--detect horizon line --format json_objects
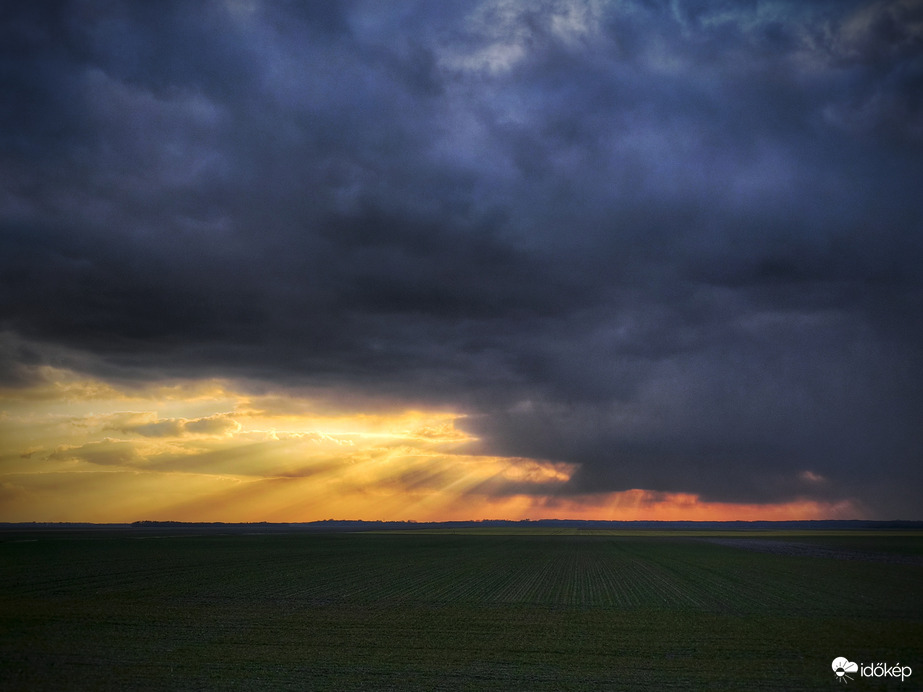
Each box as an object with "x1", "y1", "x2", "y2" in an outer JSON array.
[{"x1": 4, "y1": 518, "x2": 923, "y2": 527}]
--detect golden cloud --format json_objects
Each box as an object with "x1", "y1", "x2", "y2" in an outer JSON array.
[{"x1": 0, "y1": 369, "x2": 865, "y2": 523}]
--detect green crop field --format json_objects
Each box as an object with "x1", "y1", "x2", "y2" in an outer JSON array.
[{"x1": 1, "y1": 529, "x2": 920, "y2": 690}]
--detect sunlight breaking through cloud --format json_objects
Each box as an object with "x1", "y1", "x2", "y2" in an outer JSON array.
[{"x1": 0, "y1": 372, "x2": 861, "y2": 522}]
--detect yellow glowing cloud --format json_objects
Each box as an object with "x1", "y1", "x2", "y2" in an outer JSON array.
[
  {"x1": 0, "y1": 369, "x2": 862, "y2": 523},
  {"x1": 0, "y1": 371, "x2": 575, "y2": 522}
]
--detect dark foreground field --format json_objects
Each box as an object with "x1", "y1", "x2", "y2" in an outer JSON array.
[{"x1": 1, "y1": 528, "x2": 921, "y2": 691}]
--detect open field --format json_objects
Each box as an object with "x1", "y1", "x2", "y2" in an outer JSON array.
[
  {"x1": 1, "y1": 529, "x2": 921, "y2": 690},
  {"x1": 373, "y1": 525, "x2": 923, "y2": 538}
]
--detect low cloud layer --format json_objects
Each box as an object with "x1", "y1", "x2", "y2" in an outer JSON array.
[{"x1": 2, "y1": 1, "x2": 921, "y2": 517}]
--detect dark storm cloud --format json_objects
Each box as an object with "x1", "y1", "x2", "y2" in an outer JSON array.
[{"x1": 2, "y1": 0, "x2": 922, "y2": 516}]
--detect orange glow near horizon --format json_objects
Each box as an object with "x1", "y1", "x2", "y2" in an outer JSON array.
[{"x1": 0, "y1": 368, "x2": 864, "y2": 523}]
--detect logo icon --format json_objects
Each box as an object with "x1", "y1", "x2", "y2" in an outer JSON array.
[{"x1": 832, "y1": 657, "x2": 858, "y2": 683}]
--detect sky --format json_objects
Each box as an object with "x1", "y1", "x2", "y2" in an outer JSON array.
[{"x1": 1, "y1": 0, "x2": 921, "y2": 522}]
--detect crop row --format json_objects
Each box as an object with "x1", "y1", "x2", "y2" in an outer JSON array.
[{"x1": 2, "y1": 533, "x2": 921, "y2": 618}]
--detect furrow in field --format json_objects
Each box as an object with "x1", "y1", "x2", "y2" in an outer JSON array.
[
  {"x1": 490, "y1": 554, "x2": 557, "y2": 603},
  {"x1": 619, "y1": 541, "x2": 783, "y2": 613}
]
